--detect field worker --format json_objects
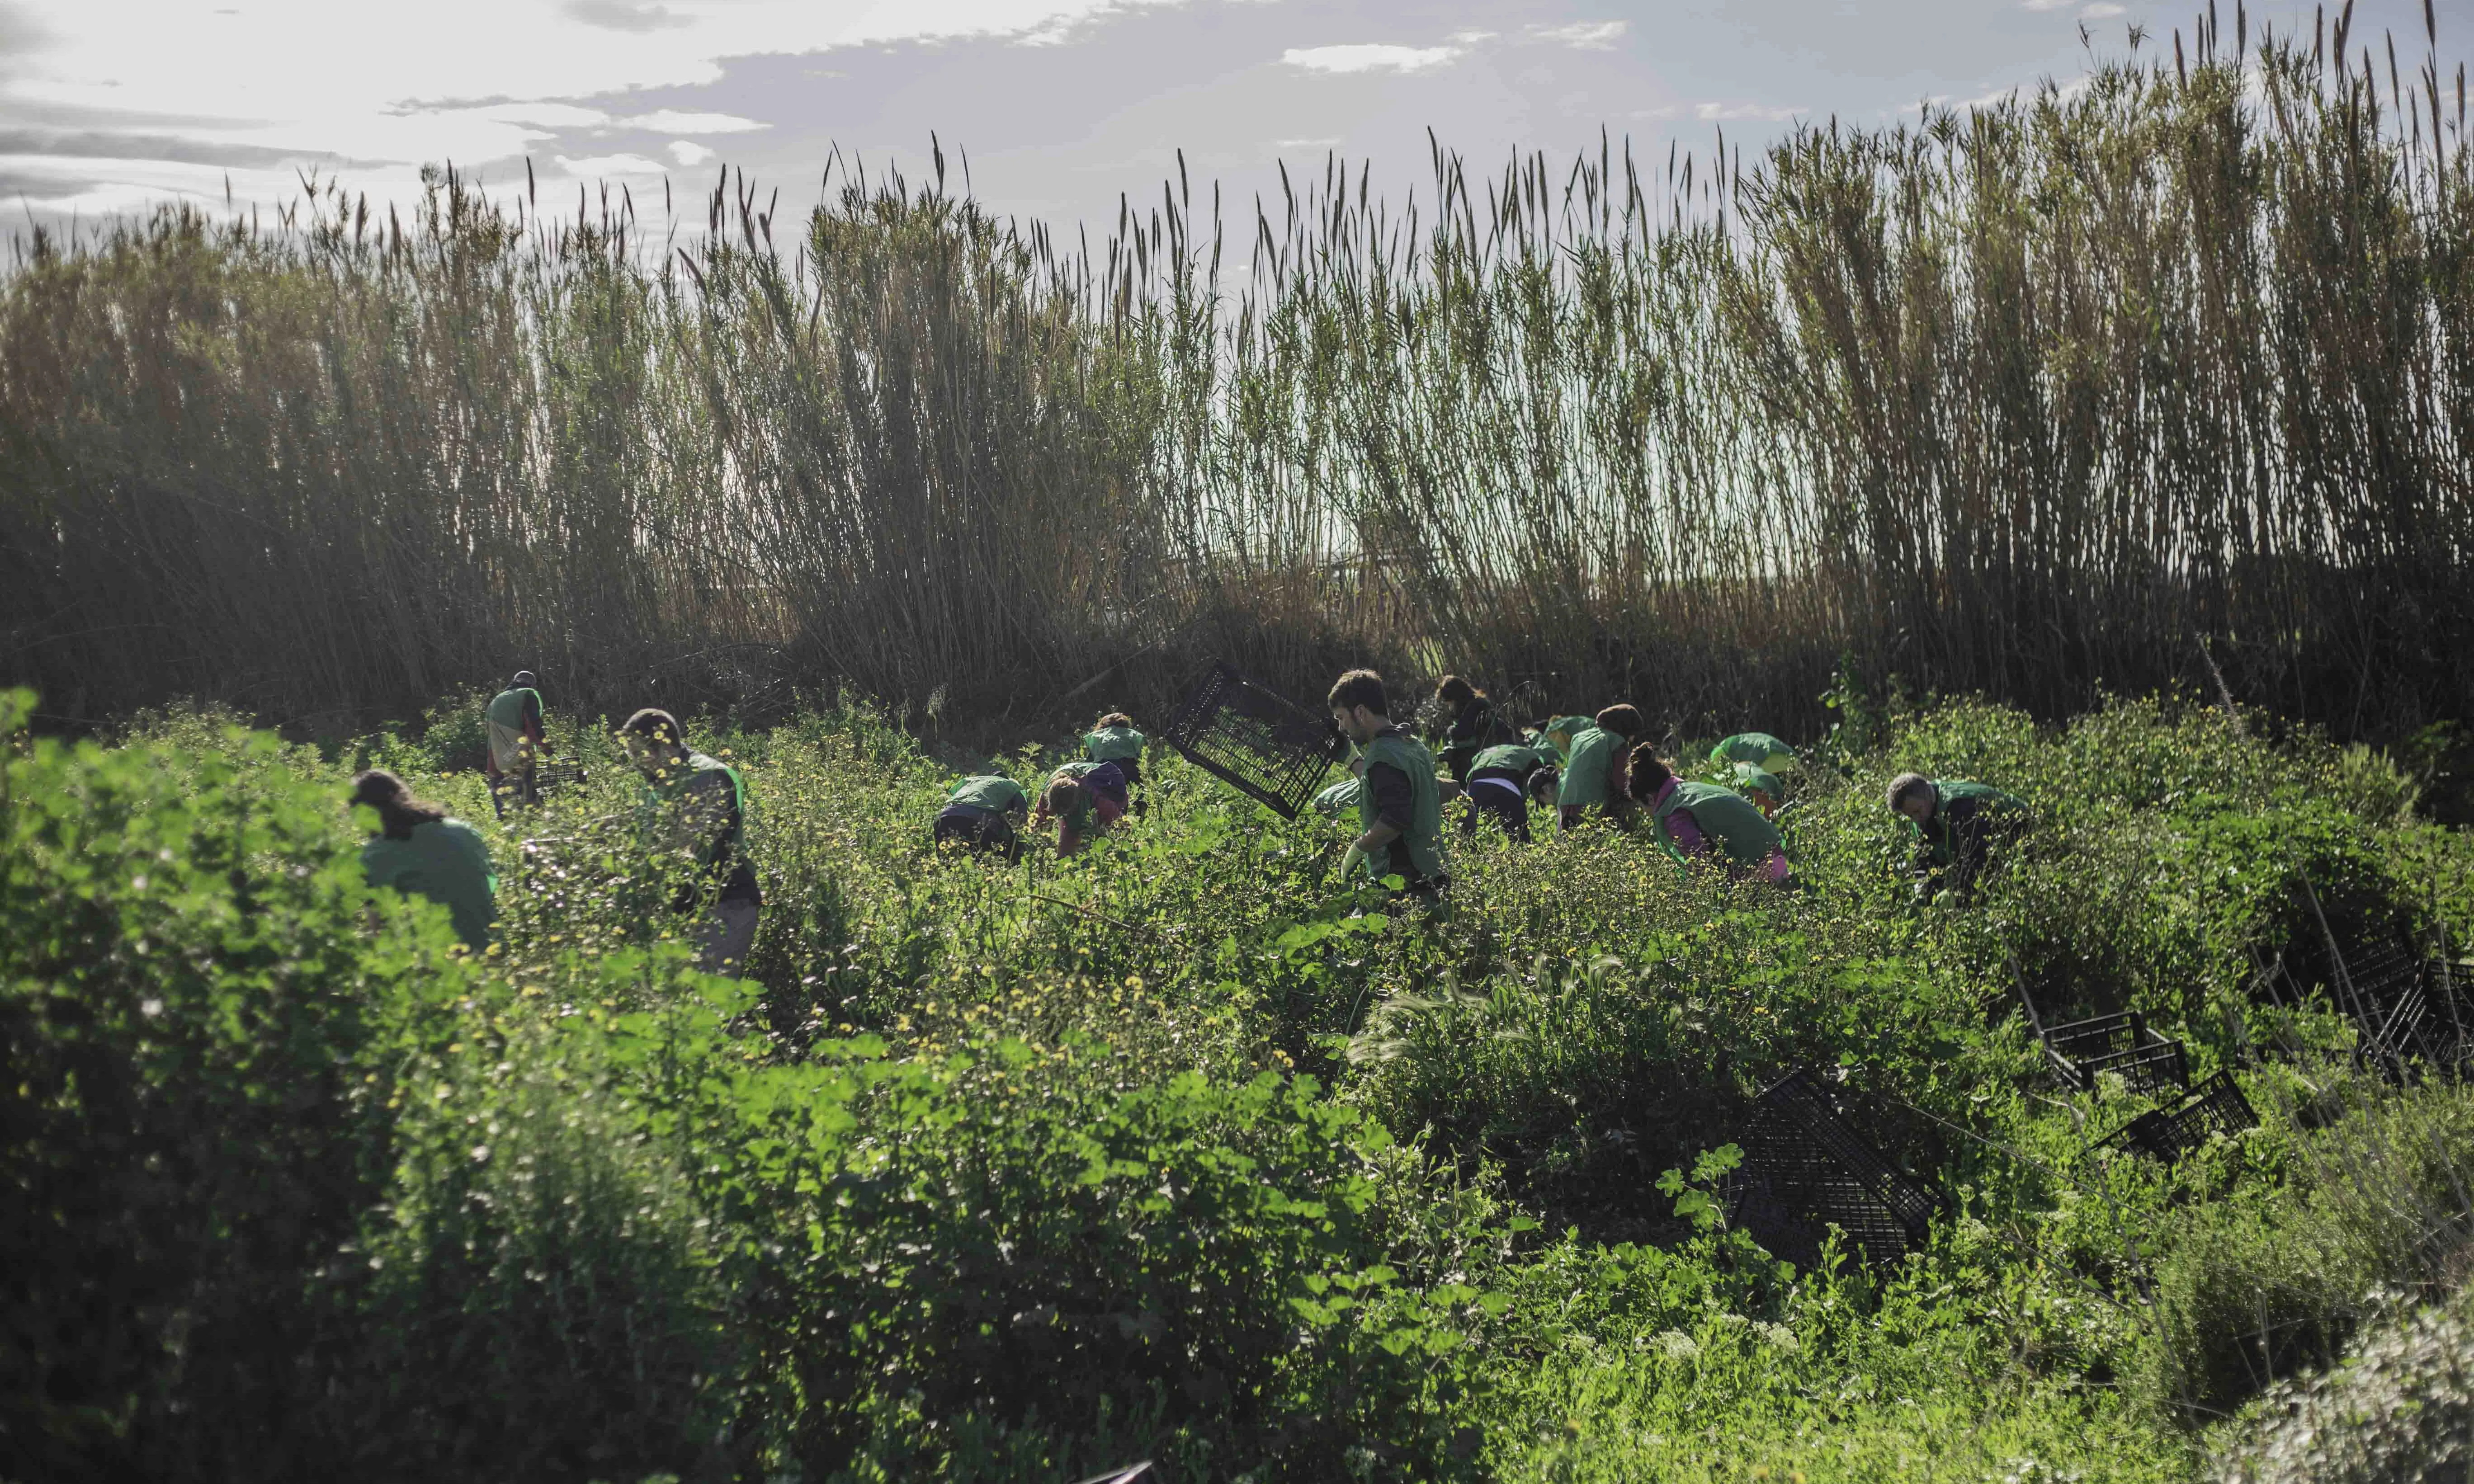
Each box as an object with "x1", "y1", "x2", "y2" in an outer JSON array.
[
  {"x1": 1550, "y1": 705, "x2": 1646, "y2": 833},
  {"x1": 936, "y1": 773, "x2": 1031, "y2": 863},
  {"x1": 1887, "y1": 773, "x2": 2029, "y2": 904},
  {"x1": 484, "y1": 670, "x2": 550, "y2": 815},
  {"x1": 1459, "y1": 741, "x2": 1552, "y2": 842},
  {"x1": 1629, "y1": 748, "x2": 1793, "y2": 885},
  {"x1": 1730, "y1": 760, "x2": 1786, "y2": 818},
  {"x1": 1310, "y1": 775, "x2": 1365, "y2": 817},
  {"x1": 1328, "y1": 669, "x2": 1448, "y2": 898},
  {"x1": 1710, "y1": 731, "x2": 1796, "y2": 777},
  {"x1": 352, "y1": 769, "x2": 497, "y2": 952},
  {"x1": 619, "y1": 708, "x2": 762, "y2": 975},
  {"x1": 1038, "y1": 760, "x2": 1130, "y2": 857},
  {"x1": 1427, "y1": 675, "x2": 1506, "y2": 784},
  {"x1": 1085, "y1": 711, "x2": 1148, "y2": 814}
]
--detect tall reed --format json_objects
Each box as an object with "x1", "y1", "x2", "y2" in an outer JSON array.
[{"x1": 2, "y1": 12, "x2": 2467, "y2": 740}]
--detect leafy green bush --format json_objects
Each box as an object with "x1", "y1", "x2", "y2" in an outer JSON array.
[{"x1": 2211, "y1": 1280, "x2": 2474, "y2": 1484}]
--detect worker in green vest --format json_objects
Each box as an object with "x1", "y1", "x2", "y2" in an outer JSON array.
[
  {"x1": 352, "y1": 769, "x2": 497, "y2": 952},
  {"x1": 484, "y1": 670, "x2": 551, "y2": 815},
  {"x1": 1730, "y1": 760, "x2": 1785, "y2": 818},
  {"x1": 1310, "y1": 776, "x2": 1364, "y2": 818},
  {"x1": 936, "y1": 774, "x2": 1032, "y2": 863},
  {"x1": 1887, "y1": 773, "x2": 2029, "y2": 904},
  {"x1": 1085, "y1": 711, "x2": 1148, "y2": 814},
  {"x1": 1710, "y1": 732, "x2": 1796, "y2": 777},
  {"x1": 1459, "y1": 741, "x2": 1551, "y2": 841},
  {"x1": 1327, "y1": 669, "x2": 1448, "y2": 898},
  {"x1": 1629, "y1": 748, "x2": 1793, "y2": 884},
  {"x1": 1426, "y1": 675, "x2": 1510, "y2": 783},
  {"x1": 620, "y1": 707, "x2": 762, "y2": 974},
  {"x1": 1548, "y1": 705, "x2": 1645, "y2": 833},
  {"x1": 1038, "y1": 760, "x2": 1131, "y2": 857}
]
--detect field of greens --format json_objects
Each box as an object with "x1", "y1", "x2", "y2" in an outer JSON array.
[{"x1": 9, "y1": 680, "x2": 2474, "y2": 1483}]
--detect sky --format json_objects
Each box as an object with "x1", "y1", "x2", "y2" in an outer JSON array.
[{"x1": 0, "y1": 0, "x2": 2453, "y2": 245}]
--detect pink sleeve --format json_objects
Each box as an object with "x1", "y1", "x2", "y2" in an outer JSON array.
[
  {"x1": 1666, "y1": 808, "x2": 1709, "y2": 856},
  {"x1": 1765, "y1": 848, "x2": 1792, "y2": 882}
]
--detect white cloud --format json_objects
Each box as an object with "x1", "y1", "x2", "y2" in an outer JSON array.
[
  {"x1": 1693, "y1": 101, "x2": 1805, "y2": 121},
  {"x1": 620, "y1": 108, "x2": 769, "y2": 133},
  {"x1": 2021, "y1": 0, "x2": 2074, "y2": 10},
  {"x1": 1282, "y1": 43, "x2": 1465, "y2": 75},
  {"x1": 1532, "y1": 20, "x2": 1627, "y2": 50},
  {"x1": 458, "y1": 102, "x2": 614, "y2": 128},
  {"x1": 2079, "y1": 2, "x2": 2125, "y2": 15},
  {"x1": 668, "y1": 139, "x2": 716, "y2": 165},
  {"x1": 555, "y1": 151, "x2": 669, "y2": 176}
]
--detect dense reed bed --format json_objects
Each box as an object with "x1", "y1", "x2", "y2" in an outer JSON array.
[{"x1": 2, "y1": 10, "x2": 2468, "y2": 739}]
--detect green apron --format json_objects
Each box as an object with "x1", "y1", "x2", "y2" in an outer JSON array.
[
  {"x1": 1356, "y1": 730, "x2": 1447, "y2": 885},
  {"x1": 1653, "y1": 780, "x2": 1783, "y2": 868}
]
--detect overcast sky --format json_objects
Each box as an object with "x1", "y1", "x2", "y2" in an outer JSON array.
[{"x1": 0, "y1": 0, "x2": 2451, "y2": 245}]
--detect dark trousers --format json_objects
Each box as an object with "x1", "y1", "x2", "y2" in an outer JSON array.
[
  {"x1": 934, "y1": 805, "x2": 1021, "y2": 864},
  {"x1": 1461, "y1": 771, "x2": 1533, "y2": 842},
  {"x1": 1113, "y1": 757, "x2": 1146, "y2": 813}
]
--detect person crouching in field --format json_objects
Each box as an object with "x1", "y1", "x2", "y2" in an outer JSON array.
[
  {"x1": 1628, "y1": 748, "x2": 1793, "y2": 885},
  {"x1": 620, "y1": 708, "x2": 763, "y2": 975},
  {"x1": 936, "y1": 774, "x2": 1031, "y2": 863},
  {"x1": 1459, "y1": 740, "x2": 1552, "y2": 842},
  {"x1": 1428, "y1": 674, "x2": 1504, "y2": 784},
  {"x1": 353, "y1": 769, "x2": 497, "y2": 952},
  {"x1": 1039, "y1": 760, "x2": 1130, "y2": 857},
  {"x1": 1329, "y1": 669, "x2": 1449, "y2": 899},
  {"x1": 1085, "y1": 711, "x2": 1148, "y2": 814},
  {"x1": 1710, "y1": 731, "x2": 1795, "y2": 778},
  {"x1": 1550, "y1": 705, "x2": 1646, "y2": 834},
  {"x1": 1730, "y1": 760, "x2": 1785, "y2": 818},
  {"x1": 484, "y1": 670, "x2": 550, "y2": 815},
  {"x1": 1887, "y1": 773, "x2": 2029, "y2": 905}
]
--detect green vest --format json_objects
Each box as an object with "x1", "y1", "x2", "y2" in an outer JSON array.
[
  {"x1": 1654, "y1": 780, "x2": 1783, "y2": 868},
  {"x1": 645, "y1": 753, "x2": 747, "y2": 863},
  {"x1": 486, "y1": 687, "x2": 541, "y2": 729},
  {"x1": 948, "y1": 775, "x2": 1029, "y2": 815},
  {"x1": 1557, "y1": 727, "x2": 1620, "y2": 809},
  {"x1": 1914, "y1": 779, "x2": 2029, "y2": 865},
  {"x1": 1711, "y1": 732, "x2": 1795, "y2": 773},
  {"x1": 1471, "y1": 743, "x2": 1546, "y2": 774},
  {"x1": 1731, "y1": 760, "x2": 1783, "y2": 805},
  {"x1": 1085, "y1": 725, "x2": 1145, "y2": 763},
  {"x1": 1543, "y1": 716, "x2": 1595, "y2": 760},
  {"x1": 361, "y1": 818, "x2": 497, "y2": 951},
  {"x1": 1356, "y1": 731, "x2": 1446, "y2": 885},
  {"x1": 1312, "y1": 777, "x2": 1364, "y2": 817}
]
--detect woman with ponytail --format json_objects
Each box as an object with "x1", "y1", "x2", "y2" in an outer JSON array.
[
  {"x1": 1626, "y1": 746, "x2": 1792, "y2": 885},
  {"x1": 352, "y1": 769, "x2": 498, "y2": 950}
]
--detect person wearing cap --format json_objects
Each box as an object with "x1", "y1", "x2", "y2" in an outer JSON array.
[
  {"x1": 1327, "y1": 669, "x2": 1448, "y2": 899},
  {"x1": 1629, "y1": 747, "x2": 1793, "y2": 885},
  {"x1": 352, "y1": 769, "x2": 497, "y2": 952},
  {"x1": 484, "y1": 671, "x2": 550, "y2": 814},
  {"x1": 1886, "y1": 773, "x2": 2029, "y2": 904},
  {"x1": 619, "y1": 707, "x2": 762, "y2": 974}
]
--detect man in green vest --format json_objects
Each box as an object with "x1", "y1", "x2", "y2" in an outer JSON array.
[
  {"x1": 1630, "y1": 749, "x2": 1793, "y2": 884},
  {"x1": 484, "y1": 671, "x2": 551, "y2": 815},
  {"x1": 1886, "y1": 773, "x2": 2029, "y2": 904},
  {"x1": 1327, "y1": 669, "x2": 1448, "y2": 898},
  {"x1": 620, "y1": 707, "x2": 762, "y2": 974}
]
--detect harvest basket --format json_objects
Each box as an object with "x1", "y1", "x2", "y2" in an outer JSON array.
[
  {"x1": 2292, "y1": 924, "x2": 2469, "y2": 1078},
  {"x1": 1726, "y1": 1070, "x2": 1942, "y2": 1268},
  {"x1": 2098, "y1": 1070, "x2": 2258, "y2": 1163},
  {"x1": 2040, "y1": 1011, "x2": 2189, "y2": 1095},
  {"x1": 1160, "y1": 661, "x2": 1346, "y2": 820}
]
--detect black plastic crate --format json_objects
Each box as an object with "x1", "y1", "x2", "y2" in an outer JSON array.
[
  {"x1": 1726, "y1": 1070, "x2": 1943, "y2": 1268},
  {"x1": 2362, "y1": 963, "x2": 2474, "y2": 1075},
  {"x1": 1160, "y1": 661, "x2": 1346, "y2": 820},
  {"x1": 2099, "y1": 1070, "x2": 2259, "y2": 1162},
  {"x1": 2040, "y1": 1010, "x2": 2190, "y2": 1095}
]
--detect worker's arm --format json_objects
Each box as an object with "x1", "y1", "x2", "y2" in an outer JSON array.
[
  {"x1": 1352, "y1": 763, "x2": 1413, "y2": 855},
  {"x1": 1664, "y1": 807, "x2": 1710, "y2": 860}
]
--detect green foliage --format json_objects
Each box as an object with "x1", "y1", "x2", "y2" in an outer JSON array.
[{"x1": 10, "y1": 682, "x2": 2474, "y2": 1481}]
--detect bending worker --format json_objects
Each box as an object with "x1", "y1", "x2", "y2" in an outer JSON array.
[
  {"x1": 1085, "y1": 712, "x2": 1148, "y2": 814},
  {"x1": 936, "y1": 773, "x2": 1032, "y2": 863},
  {"x1": 484, "y1": 670, "x2": 550, "y2": 814},
  {"x1": 353, "y1": 769, "x2": 497, "y2": 952},
  {"x1": 1629, "y1": 748, "x2": 1793, "y2": 885},
  {"x1": 1886, "y1": 773, "x2": 2029, "y2": 904},
  {"x1": 620, "y1": 708, "x2": 763, "y2": 974},
  {"x1": 1459, "y1": 740, "x2": 1552, "y2": 842},
  {"x1": 1328, "y1": 669, "x2": 1448, "y2": 898},
  {"x1": 1547, "y1": 705, "x2": 1645, "y2": 833}
]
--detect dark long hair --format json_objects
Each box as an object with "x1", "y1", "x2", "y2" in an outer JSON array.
[
  {"x1": 1436, "y1": 674, "x2": 1483, "y2": 710},
  {"x1": 1625, "y1": 745, "x2": 1675, "y2": 803},
  {"x1": 352, "y1": 769, "x2": 448, "y2": 840}
]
